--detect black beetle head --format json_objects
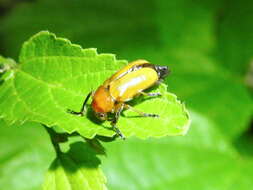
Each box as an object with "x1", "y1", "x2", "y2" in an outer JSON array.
[{"x1": 155, "y1": 65, "x2": 170, "y2": 80}]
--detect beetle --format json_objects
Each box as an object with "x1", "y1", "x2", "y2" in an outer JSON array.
[{"x1": 67, "y1": 59, "x2": 169, "y2": 139}]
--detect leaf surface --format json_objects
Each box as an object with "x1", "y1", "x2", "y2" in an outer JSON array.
[
  {"x1": 102, "y1": 111, "x2": 253, "y2": 190},
  {"x1": 216, "y1": 0, "x2": 253, "y2": 75},
  {"x1": 155, "y1": 0, "x2": 221, "y2": 53},
  {"x1": 0, "y1": 120, "x2": 54, "y2": 190},
  {"x1": 167, "y1": 62, "x2": 253, "y2": 138},
  {"x1": 0, "y1": 0, "x2": 158, "y2": 58},
  {"x1": 0, "y1": 31, "x2": 190, "y2": 139},
  {"x1": 122, "y1": 47, "x2": 253, "y2": 139},
  {"x1": 43, "y1": 142, "x2": 107, "y2": 190}
]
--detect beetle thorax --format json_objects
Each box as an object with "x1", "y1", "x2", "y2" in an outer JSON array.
[{"x1": 91, "y1": 86, "x2": 115, "y2": 113}]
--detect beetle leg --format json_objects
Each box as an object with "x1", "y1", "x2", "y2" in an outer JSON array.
[
  {"x1": 139, "y1": 91, "x2": 161, "y2": 97},
  {"x1": 111, "y1": 103, "x2": 125, "y2": 139},
  {"x1": 124, "y1": 104, "x2": 159, "y2": 118},
  {"x1": 67, "y1": 91, "x2": 93, "y2": 116}
]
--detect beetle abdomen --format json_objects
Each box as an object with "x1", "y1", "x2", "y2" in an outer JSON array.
[{"x1": 109, "y1": 67, "x2": 158, "y2": 102}]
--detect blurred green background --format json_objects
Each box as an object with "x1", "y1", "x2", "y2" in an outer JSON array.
[{"x1": 1, "y1": 0, "x2": 253, "y2": 189}]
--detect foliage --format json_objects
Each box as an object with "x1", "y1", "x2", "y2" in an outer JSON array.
[
  {"x1": 0, "y1": 30, "x2": 190, "y2": 189},
  {"x1": 102, "y1": 112, "x2": 253, "y2": 190},
  {"x1": 43, "y1": 142, "x2": 107, "y2": 190},
  {"x1": 0, "y1": 31, "x2": 189, "y2": 139},
  {"x1": 0, "y1": 0, "x2": 158, "y2": 58},
  {"x1": 0, "y1": 0, "x2": 253, "y2": 189},
  {"x1": 215, "y1": 0, "x2": 253, "y2": 75},
  {"x1": 0, "y1": 120, "x2": 54, "y2": 190}
]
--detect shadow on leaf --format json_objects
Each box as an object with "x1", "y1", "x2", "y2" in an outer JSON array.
[{"x1": 49, "y1": 141, "x2": 101, "y2": 173}]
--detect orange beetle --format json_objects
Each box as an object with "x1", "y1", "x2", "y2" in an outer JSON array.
[{"x1": 68, "y1": 60, "x2": 169, "y2": 139}]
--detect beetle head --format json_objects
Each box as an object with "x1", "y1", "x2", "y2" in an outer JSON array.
[
  {"x1": 155, "y1": 65, "x2": 170, "y2": 80},
  {"x1": 91, "y1": 86, "x2": 114, "y2": 121}
]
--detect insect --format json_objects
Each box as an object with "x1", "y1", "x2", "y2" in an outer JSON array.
[{"x1": 67, "y1": 59, "x2": 169, "y2": 139}]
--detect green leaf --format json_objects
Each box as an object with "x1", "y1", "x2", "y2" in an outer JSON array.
[
  {"x1": 102, "y1": 111, "x2": 253, "y2": 190},
  {"x1": 152, "y1": 0, "x2": 253, "y2": 138},
  {"x1": 155, "y1": 0, "x2": 221, "y2": 53},
  {"x1": 43, "y1": 142, "x2": 107, "y2": 190},
  {"x1": 0, "y1": 31, "x2": 190, "y2": 139},
  {"x1": 234, "y1": 133, "x2": 253, "y2": 158},
  {"x1": 0, "y1": 120, "x2": 54, "y2": 190},
  {"x1": 167, "y1": 63, "x2": 253, "y2": 138},
  {"x1": 122, "y1": 48, "x2": 253, "y2": 139},
  {"x1": 0, "y1": 120, "x2": 107, "y2": 190},
  {"x1": 215, "y1": 0, "x2": 253, "y2": 75},
  {"x1": 0, "y1": 0, "x2": 159, "y2": 58},
  {"x1": 229, "y1": 160, "x2": 253, "y2": 190}
]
